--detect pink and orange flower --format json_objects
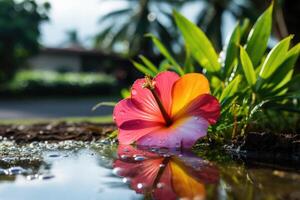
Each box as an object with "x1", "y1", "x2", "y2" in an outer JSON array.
[
  {"x1": 113, "y1": 145, "x2": 219, "y2": 200},
  {"x1": 113, "y1": 71, "x2": 220, "y2": 148}
]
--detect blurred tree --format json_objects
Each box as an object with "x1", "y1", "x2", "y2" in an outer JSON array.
[
  {"x1": 95, "y1": 0, "x2": 298, "y2": 58},
  {"x1": 94, "y1": 0, "x2": 267, "y2": 56},
  {"x1": 0, "y1": 0, "x2": 50, "y2": 82},
  {"x1": 94, "y1": 0, "x2": 184, "y2": 57},
  {"x1": 282, "y1": 0, "x2": 300, "y2": 43},
  {"x1": 61, "y1": 30, "x2": 84, "y2": 49},
  {"x1": 193, "y1": 0, "x2": 264, "y2": 50}
]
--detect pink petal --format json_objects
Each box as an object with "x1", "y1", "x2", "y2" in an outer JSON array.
[
  {"x1": 113, "y1": 71, "x2": 179, "y2": 145},
  {"x1": 129, "y1": 71, "x2": 179, "y2": 122},
  {"x1": 130, "y1": 78, "x2": 164, "y2": 122},
  {"x1": 113, "y1": 145, "x2": 176, "y2": 199},
  {"x1": 173, "y1": 94, "x2": 220, "y2": 124},
  {"x1": 137, "y1": 116, "x2": 209, "y2": 149},
  {"x1": 114, "y1": 99, "x2": 164, "y2": 144},
  {"x1": 153, "y1": 71, "x2": 180, "y2": 116},
  {"x1": 117, "y1": 144, "x2": 160, "y2": 159},
  {"x1": 114, "y1": 158, "x2": 164, "y2": 193}
]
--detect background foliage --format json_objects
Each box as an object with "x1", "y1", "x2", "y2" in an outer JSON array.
[
  {"x1": 0, "y1": 0, "x2": 50, "y2": 82},
  {"x1": 129, "y1": 3, "x2": 300, "y2": 140}
]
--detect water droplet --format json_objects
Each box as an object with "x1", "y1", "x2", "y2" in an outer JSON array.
[
  {"x1": 133, "y1": 155, "x2": 145, "y2": 161},
  {"x1": 150, "y1": 147, "x2": 158, "y2": 152},
  {"x1": 132, "y1": 89, "x2": 137, "y2": 95},
  {"x1": 159, "y1": 164, "x2": 165, "y2": 168},
  {"x1": 27, "y1": 174, "x2": 38, "y2": 180},
  {"x1": 122, "y1": 177, "x2": 130, "y2": 184},
  {"x1": 39, "y1": 174, "x2": 55, "y2": 180},
  {"x1": 48, "y1": 154, "x2": 60, "y2": 158},
  {"x1": 137, "y1": 183, "x2": 143, "y2": 189},
  {"x1": 6, "y1": 167, "x2": 26, "y2": 175},
  {"x1": 120, "y1": 155, "x2": 128, "y2": 159},
  {"x1": 158, "y1": 148, "x2": 168, "y2": 154},
  {"x1": 112, "y1": 168, "x2": 122, "y2": 176},
  {"x1": 156, "y1": 182, "x2": 164, "y2": 188}
]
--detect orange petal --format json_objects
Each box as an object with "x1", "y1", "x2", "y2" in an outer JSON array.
[
  {"x1": 170, "y1": 161, "x2": 206, "y2": 199},
  {"x1": 171, "y1": 73, "x2": 210, "y2": 116}
]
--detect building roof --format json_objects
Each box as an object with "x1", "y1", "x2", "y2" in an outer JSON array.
[{"x1": 40, "y1": 47, "x2": 123, "y2": 59}]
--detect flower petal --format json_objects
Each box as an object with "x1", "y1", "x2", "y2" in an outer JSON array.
[
  {"x1": 170, "y1": 161, "x2": 206, "y2": 199},
  {"x1": 130, "y1": 79, "x2": 164, "y2": 123},
  {"x1": 131, "y1": 71, "x2": 179, "y2": 120},
  {"x1": 153, "y1": 71, "x2": 180, "y2": 115},
  {"x1": 171, "y1": 73, "x2": 210, "y2": 116},
  {"x1": 114, "y1": 71, "x2": 180, "y2": 145},
  {"x1": 113, "y1": 145, "x2": 172, "y2": 195},
  {"x1": 137, "y1": 116, "x2": 209, "y2": 148},
  {"x1": 173, "y1": 94, "x2": 220, "y2": 124},
  {"x1": 114, "y1": 99, "x2": 164, "y2": 144}
]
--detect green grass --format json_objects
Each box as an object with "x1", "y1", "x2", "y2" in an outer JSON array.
[{"x1": 0, "y1": 115, "x2": 114, "y2": 125}]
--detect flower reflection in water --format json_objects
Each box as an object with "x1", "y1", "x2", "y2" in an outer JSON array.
[{"x1": 113, "y1": 145, "x2": 219, "y2": 200}]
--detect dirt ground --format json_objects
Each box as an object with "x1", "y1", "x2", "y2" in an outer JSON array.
[{"x1": 0, "y1": 122, "x2": 115, "y2": 143}]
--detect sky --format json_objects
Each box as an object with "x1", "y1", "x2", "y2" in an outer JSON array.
[
  {"x1": 37, "y1": 0, "x2": 128, "y2": 47},
  {"x1": 36, "y1": 0, "x2": 235, "y2": 48}
]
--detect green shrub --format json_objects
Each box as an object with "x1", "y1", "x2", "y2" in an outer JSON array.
[
  {"x1": 129, "y1": 3, "x2": 300, "y2": 139},
  {"x1": 2, "y1": 70, "x2": 117, "y2": 96}
]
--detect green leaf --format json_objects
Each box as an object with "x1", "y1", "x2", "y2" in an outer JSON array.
[
  {"x1": 245, "y1": 3, "x2": 273, "y2": 66},
  {"x1": 183, "y1": 44, "x2": 194, "y2": 73},
  {"x1": 139, "y1": 55, "x2": 159, "y2": 74},
  {"x1": 158, "y1": 60, "x2": 172, "y2": 72},
  {"x1": 259, "y1": 36, "x2": 292, "y2": 78},
  {"x1": 256, "y1": 36, "x2": 292, "y2": 90},
  {"x1": 270, "y1": 74, "x2": 300, "y2": 96},
  {"x1": 219, "y1": 75, "x2": 242, "y2": 102},
  {"x1": 131, "y1": 60, "x2": 156, "y2": 77},
  {"x1": 266, "y1": 43, "x2": 300, "y2": 93},
  {"x1": 121, "y1": 88, "x2": 130, "y2": 98},
  {"x1": 223, "y1": 23, "x2": 241, "y2": 78},
  {"x1": 240, "y1": 19, "x2": 250, "y2": 38},
  {"x1": 146, "y1": 34, "x2": 184, "y2": 75},
  {"x1": 239, "y1": 46, "x2": 257, "y2": 87},
  {"x1": 108, "y1": 130, "x2": 118, "y2": 139},
  {"x1": 173, "y1": 10, "x2": 220, "y2": 73},
  {"x1": 92, "y1": 102, "x2": 117, "y2": 111}
]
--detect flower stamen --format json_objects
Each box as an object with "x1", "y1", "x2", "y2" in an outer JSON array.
[{"x1": 143, "y1": 76, "x2": 172, "y2": 126}]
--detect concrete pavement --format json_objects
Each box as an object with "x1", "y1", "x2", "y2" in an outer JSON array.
[{"x1": 0, "y1": 97, "x2": 119, "y2": 119}]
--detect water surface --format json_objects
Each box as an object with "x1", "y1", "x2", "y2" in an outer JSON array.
[{"x1": 0, "y1": 141, "x2": 299, "y2": 200}]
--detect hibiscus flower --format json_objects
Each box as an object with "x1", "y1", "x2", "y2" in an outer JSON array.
[
  {"x1": 113, "y1": 145, "x2": 219, "y2": 200},
  {"x1": 113, "y1": 71, "x2": 220, "y2": 148}
]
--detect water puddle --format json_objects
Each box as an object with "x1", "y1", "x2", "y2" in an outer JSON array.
[{"x1": 0, "y1": 140, "x2": 300, "y2": 200}]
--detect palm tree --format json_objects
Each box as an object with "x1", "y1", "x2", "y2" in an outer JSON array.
[
  {"x1": 95, "y1": 0, "x2": 282, "y2": 56},
  {"x1": 192, "y1": 0, "x2": 268, "y2": 50},
  {"x1": 94, "y1": 0, "x2": 184, "y2": 57}
]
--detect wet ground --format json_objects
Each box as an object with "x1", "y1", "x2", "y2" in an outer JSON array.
[
  {"x1": 1, "y1": 139, "x2": 300, "y2": 200},
  {"x1": 0, "y1": 122, "x2": 115, "y2": 143}
]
